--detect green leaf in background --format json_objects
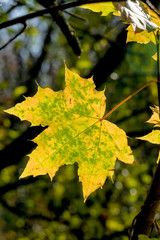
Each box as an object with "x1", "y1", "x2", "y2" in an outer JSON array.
[{"x1": 138, "y1": 234, "x2": 159, "y2": 240}]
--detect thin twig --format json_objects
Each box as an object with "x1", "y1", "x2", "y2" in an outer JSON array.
[
  {"x1": 0, "y1": 0, "x2": 159, "y2": 30},
  {"x1": 0, "y1": 22, "x2": 27, "y2": 50},
  {"x1": 154, "y1": 220, "x2": 160, "y2": 235},
  {"x1": 0, "y1": 0, "x2": 124, "y2": 30},
  {"x1": 145, "y1": 0, "x2": 160, "y2": 17},
  {"x1": 6, "y1": 3, "x2": 22, "y2": 14},
  {"x1": 63, "y1": 10, "x2": 86, "y2": 21}
]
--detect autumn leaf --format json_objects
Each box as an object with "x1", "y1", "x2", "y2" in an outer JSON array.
[
  {"x1": 138, "y1": 106, "x2": 160, "y2": 162},
  {"x1": 147, "y1": 106, "x2": 160, "y2": 126},
  {"x1": 79, "y1": 2, "x2": 116, "y2": 16},
  {"x1": 5, "y1": 66, "x2": 134, "y2": 201},
  {"x1": 126, "y1": 25, "x2": 156, "y2": 44},
  {"x1": 80, "y1": 0, "x2": 160, "y2": 45},
  {"x1": 113, "y1": 1, "x2": 158, "y2": 32},
  {"x1": 125, "y1": 1, "x2": 160, "y2": 44}
]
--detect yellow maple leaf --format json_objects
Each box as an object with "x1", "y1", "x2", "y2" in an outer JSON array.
[
  {"x1": 138, "y1": 106, "x2": 160, "y2": 162},
  {"x1": 126, "y1": 1, "x2": 160, "y2": 44},
  {"x1": 80, "y1": 1, "x2": 160, "y2": 45},
  {"x1": 126, "y1": 25, "x2": 156, "y2": 44},
  {"x1": 80, "y1": 2, "x2": 116, "y2": 16},
  {"x1": 5, "y1": 66, "x2": 134, "y2": 201},
  {"x1": 147, "y1": 106, "x2": 160, "y2": 127}
]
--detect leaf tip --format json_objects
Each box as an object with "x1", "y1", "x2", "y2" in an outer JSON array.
[
  {"x1": 83, "y1": 196, "x2": 87, "y2": 203},
  {"x1": 4, "y1": 107, "x2": 15, "y2": 116},
  {"x1": 109, "y1": 170, "x2": 114, "y2": 182},
  {"x1": 64, "y1": 63, "x2": 70, "y2": 73},
  {"x1": 19, "y1": 171, "x2": 28, "y2": 179}
]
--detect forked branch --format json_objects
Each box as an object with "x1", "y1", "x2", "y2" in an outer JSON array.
[{"x1": 0, "y1": 0, "x2": 158, "y2": 30}]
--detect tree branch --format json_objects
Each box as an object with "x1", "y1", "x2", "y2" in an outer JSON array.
[
  {"x1": 0, "y1": 126, "x2": 45, "y2": 171},
  {"x1": 25, "y1": 24, "x2": 53, "y2": 96},
  {"x1": 0, "y1": 177, "x2": 38, "y2": 195},
  {"x1": 130, "y1": 161, "x2": 160, "y2": 239},
  {"x1": 0, "y1": 22, "x2": 27, "y2": 50},
  {"x1": 0, "y1": 195, "x2": 54, "y2": 221},
  {"x1": 0, "y1": 0, "x2": 127, "y2": 30},
  {"x1": 0, "y1": 0, "x2": 158, "y2": 30},
  {"x1": 36, "y1": 0, "x2": 82, "y2": 56}
]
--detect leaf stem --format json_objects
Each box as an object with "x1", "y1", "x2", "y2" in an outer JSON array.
[{"x1": 102, "y1": 80, "x2": 157, "y2": 120}]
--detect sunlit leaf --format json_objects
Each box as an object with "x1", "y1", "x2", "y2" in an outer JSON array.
[
  {"x1": 138, "y1": 106, "x2": 160, "y2": 162},
  {"x1": 113, "y1": 1, "x2": 159, "y2": 33},
  {"x1": 80, "y1": 2, "x2": 116, "y2": 16},
  {"x1": 126, "y1": 25, "x2": 156, "y2": 44},
  {"x1": 80, "y1": 0, "x2": 160, "y2": 45},
  {"x1": 147, "y1": 106, "x2": 160, "y2": 126},
  {"x1": 139, "y1": 130, "x2": 160, "y2": 144},
  {"x1": 5, "y1": 66, "x2": 134, "y2": 201}
]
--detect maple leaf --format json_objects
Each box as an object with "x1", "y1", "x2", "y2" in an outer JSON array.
[
  {"x1": 5, "y1": 66, "x2": 134, "y2": 201},
  {"x1": 113, "y1": 1, "x2": 159, "y2": 33},
  {"x1": 79, "y1": 2, "x2": 116, "y2": 16},
  {"x1": 138, "y1": 106, "x2": 160, "y2": 162},
  {"x1": 80, "y1": 0, "x2": 160, "y2": 45},
  {"x1": 125, "y1": 1, "x2": 160, "y2": 44}
]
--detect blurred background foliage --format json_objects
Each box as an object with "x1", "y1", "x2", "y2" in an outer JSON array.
[{"x1": 0, "y1": 0, "x2": 160, "y2": 239}]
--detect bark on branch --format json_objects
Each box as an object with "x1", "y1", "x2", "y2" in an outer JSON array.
[
  {"x1": 0, "y1": 0, "x2": 158, "y2": 31},
  {"x1": 0, "y1": 0, "x2": 137, "y2": 30},
  {"x1": 131, "y1": 160, "x2": 160, "y2": 239}
]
